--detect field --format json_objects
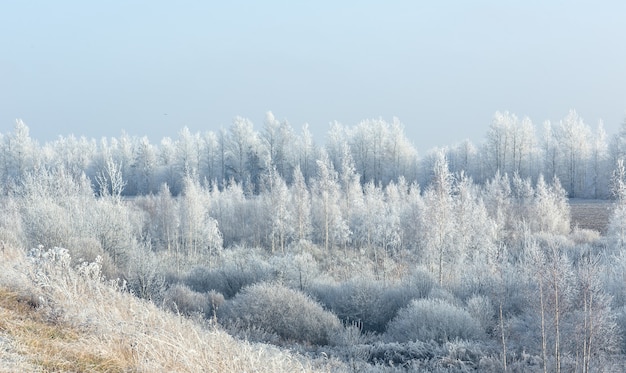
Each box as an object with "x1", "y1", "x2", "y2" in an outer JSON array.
[{"x1": 569, "y1": 199, "x2": 615, "y2": 234}]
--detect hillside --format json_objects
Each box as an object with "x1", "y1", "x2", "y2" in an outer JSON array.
[{"x1": 0, "y1": 246, "x2": 342, "y2": 373}]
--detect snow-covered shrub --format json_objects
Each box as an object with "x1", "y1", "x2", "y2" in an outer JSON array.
[
  {"x1": 403, "y1": 267, "x2": 436, "y2": 299},
  {"x1": 184, "y1": 261, "x2": 272, "y2": 299},
  {"x1": 221, "y1": 282, "x2": 342, "y2": 345},
  {"x1": 163, "y1": 284, "x2": 208, "y2": 316},
  {"x1": 570, "y1": 227, "x2": 600, "y2": 245},
  {"x1": 467, "y1": 294, "x2": 495, "y2": 334},
  {"x1": 268, "y1": 252, "x2": 320, "y2": 291},
  {"x1": 366, "y1": 340, "x2": 439, "y2": 367},
  {"x1": 124, "y1": 243, "x2": 166, "y2": 301},
  {"x1": 310, "y1": 278, "x2": 389, "y2": 333},
  {"x1": 385, "y1": 298, "x2": 483, "y2": 343},
  {"x1": 311, "y1": 272, "x2": 434, "y2": 334},
  {"x1": 184, "y1": 248, "x2": 273, "y2": 298},
  {"x1": 21, "y1": 202, "x2": 71, "y2": 250},
  {"x1": 615, "y1": 305, "x2": 626, "y2": 353}
]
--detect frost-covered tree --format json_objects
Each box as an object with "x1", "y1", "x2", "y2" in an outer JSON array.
[
  {"x1": 610, "y1": 117, "x2": 626, "y2": 167},
  {"x1": 485, "y1": 111, "x2": 513, "y2": 175},
  {"x1": 355, "y1": 182, "x2": 402, "y2": 276},
  {"x1": 152, "y1": 183, "x2": 179, "y2": 254},
  {"x1": 485, "y1": 111, "x2": 537, "y2": 178},
  {"x1": 95, "y1": 155, "x2": 126, "y2": 201},
  {"x1": 524, "y1": 236, "x2": 591, "y2": 373},
  {"x1": 91, "y1": 191, "x2": 137, "y2": 267},
  {"x1": 453, "y1": 172, "x2": 496, "y2": 264},
  {"x1": 1, "y1": 119, "x2": 37, "y2": 183},
  {"x1": 553, "y1": 110, "x2": 592, "y2": 197},
  {"x1": 262, "y1": 166, "x2": 293, "y2": 253},
  {"x1": 201, "y1": 131, "x2": 220, "y2": 184},
  {"x1": 210, "y1": 180, "x2": 248, "y2": 247},
  {"x1": 420, "y1": 150, "x2": 454, "y2": 285},
  {"x1": 132, "y1": 136, "x2": 157, "y2": 195},
  {"x1": 532, "y1": 175, "x2": 570, "y2": 236},
  {"x1": 356, "y1": 182, "x2": 386, "y2": 250},
  {"x1": 511, "y1": 172, "x2": 535, "y2": 226},
  {"x1": 338, "y1": 142, "x2": 363, "y2": 245},
  {"x1": 590, "y1": 121, "x2": 610, "y2": 198},
  {"x1": 16, "y1": 166, "x2": 91, "y2": 250},
  {"x1": 573, "y1": 255, "x2": 620, "y2": 373},
  {"x1": 311, "y1": 150, "x2": 350, "y2": 251},
  {"x1": 448, "y1": 139, "x2": 479, "y2": 178},
  {"x1": 296, "y1": 123, "x2": 317, "y2": 182},
  {"x1": 349, "y1": 118, "x2": 395, "y2": 184},
  {"x1": 175, "y1": 126, "x2": 201, "y2": 181},
  {"x1": 483, "y1": 171, "x2": 513, "y2": 244},
  {"x1": 47, "y1": 135, "x2": 96, "y2": 180},
  {"x1": 608, "y1": 159, "x2": 626, "y2": 250},
  {"x1": 542, "y1": 120, "x2": 559, "y2": 179},
  {"x1": 116, "y1": 133, "x2": 135, "y2": 191},
  {"x1": 179, "y1": 177, "x2": 222, "y2": 260},
  {"x1": 385, "y1": 117, "x2": 418, "y2": 182},
  {"x1": 290, "y1": 165, "x2": 312, "y2": 243},
  {"x1": 512, "y1": 116, "x2": 537, "y2": 178},
  {"x1": 225, "y1": 116, "x2": 266, "y2": 192},
  {"x1": 261, "y1": 111, "x2": 294, "y2": 181},
  {"x1": 399, "y1": 181, "x2": 423, "y2": 252},
  {"x1": 158, "y1": 137, "x2": 178, "y2": 193},
  {"x1": 325, "y1": 121, "x2": 347, "y2": 174}
]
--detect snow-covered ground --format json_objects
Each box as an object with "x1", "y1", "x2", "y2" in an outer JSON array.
[{"x1": 569, "y1": 199, "x2": 615, "y2": 234}]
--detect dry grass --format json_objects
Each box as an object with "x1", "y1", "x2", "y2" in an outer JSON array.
[
  {"x1": 0, "y1": 287, "x2": 130, "y2": 372},
  {"x1": 0, "y1": 245, "x2": 345, "y2": 373}
]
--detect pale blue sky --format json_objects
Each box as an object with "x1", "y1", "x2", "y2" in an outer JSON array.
[{"x1": 1, "y1": 1, "x2": 625, "y2": 151}]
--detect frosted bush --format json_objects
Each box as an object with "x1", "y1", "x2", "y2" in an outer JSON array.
[
  {"x1": 222, "y1": 282, "x2": 342, "y2": 345},
  {"x1": 311, "y1": 279, "x2": 388, "y2": 333},
  {"x1": 466, "y1": 295, "x2": 495, "y2": 334},
  {"x1": 268, "y1": 252, "x2": 320, "y2": 291},
  {"x1": 184, "y1": 262, "x2": 272, "y2": 298},
  {"x1": 125, "y1": 244, "x2": 166, "y2": 301},
  {"x1": 185, "y1": 248, "x2": 273, "y2": 298},
  {"x1": 311, "y1": 274, "x2": 434, "y2": 334},
  {"x1": 385, "y1": 298, "x2": 483, "y2": 343},
  {"x1": 163, "y1": 284, "x2": 209, "y2": 316}
]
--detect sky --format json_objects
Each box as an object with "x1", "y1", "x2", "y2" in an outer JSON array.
[{"x1": 1, "y1": 1, "x2": 626, "y2": 152}]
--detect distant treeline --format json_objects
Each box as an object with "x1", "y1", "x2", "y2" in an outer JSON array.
[{"x1": 0, "y1": 109, "x2": 623, "y2": 198}]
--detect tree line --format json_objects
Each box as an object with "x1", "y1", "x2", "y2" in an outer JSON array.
[{"x1": 2, "y1": 109, "x2": 623, "y2": 198}]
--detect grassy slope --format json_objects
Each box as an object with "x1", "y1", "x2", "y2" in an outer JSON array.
[
  {"x1": 0, "y1": 246, "x2": 343, "y2": 373},
  {"x1": 0, "y1": 287, "x2": 123, "y2": 372}
]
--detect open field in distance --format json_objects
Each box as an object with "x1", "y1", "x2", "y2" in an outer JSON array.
[{"x1": 569, "y1": 199, "x2": 615, "y2": 234}]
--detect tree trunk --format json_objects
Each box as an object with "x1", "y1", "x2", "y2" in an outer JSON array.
[
  {"x1": 540, "y1": 279, "x2": 548, "y2": 373},
  {"x1": 500, "y1": 301, "x2": 507, "y2": 372}
]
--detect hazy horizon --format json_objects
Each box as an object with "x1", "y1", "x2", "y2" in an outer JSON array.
[{"x1": 2, "y1": 1, "x2": 625, "y2": 151}]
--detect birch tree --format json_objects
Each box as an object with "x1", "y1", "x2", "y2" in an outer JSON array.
[
  {"x1": 263, "y1": 166, "x2": 293, "y2": 253},
  {"x1": 179, "y1": 176, "x2": 222, "y2": 260},
  {"x1": 262, "y1": 111, "x2": 294, "y2": 180},
  {"x1": 1, "y1": 119, "x2": 36, "y2": 183},
  {"x1": 311, "y1": 151, "x2": 350, "y2": 251},
  {"x1": 291, "y1": 165, "x2": 312, "y2": 243},
  {"x1": 553, "y1": 110, "x2": 592, "y2": 196},
  {"x1": 420, "y1": 150, "x2": 454, "y2": 285}
]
